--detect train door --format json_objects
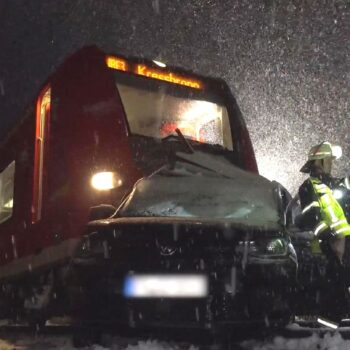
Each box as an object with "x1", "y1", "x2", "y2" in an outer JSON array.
[{"x1": 29, "y1": 86, "x2": 52, "y2": 255}]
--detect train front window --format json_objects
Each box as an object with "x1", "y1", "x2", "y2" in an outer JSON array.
[{"x1": 114, "y1": 73, "x2": 233, "y2": 151}]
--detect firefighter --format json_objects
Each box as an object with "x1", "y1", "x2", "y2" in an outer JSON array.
[{"x1": 298, "y1": 141, "x2": 350, "y2": 326}]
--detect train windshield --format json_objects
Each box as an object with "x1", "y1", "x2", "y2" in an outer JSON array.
[{"x1": 112, "y1": 71, "x2": 233, "y2": 150}]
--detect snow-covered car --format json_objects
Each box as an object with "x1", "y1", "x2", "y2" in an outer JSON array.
[{"x1": 68, "y1": 150, "x2": 297, "y2": 330}]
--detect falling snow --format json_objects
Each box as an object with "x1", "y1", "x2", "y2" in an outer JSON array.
[
  {"x1": 0, "y1": 1, "x2": 349, "y2": 195},
  {"x1": 0, "y1": 1, "x2": 349, "y2": 347},
  {"x1": 241, "y1": 331, "x2": 350, "y2": 350}
]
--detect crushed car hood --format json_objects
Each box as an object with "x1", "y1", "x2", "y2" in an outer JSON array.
[{"x1": 117, "y1": 151, "x2": 282, "y2": 230}]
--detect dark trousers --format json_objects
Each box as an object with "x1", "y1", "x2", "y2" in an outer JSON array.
[
  {"x1": 342, "y1": 236, "x2": 350, "y2": 294},
  {"x1": 319, "y1": 238, "x2": 347, "y2": 322}
]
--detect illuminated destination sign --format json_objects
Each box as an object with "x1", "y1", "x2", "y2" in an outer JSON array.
[
  {"x1": 106, "y1": 55, "x2": 202, "y2": 89},
  {"x1": 106, "y1": 56, "x2": 128, "y2": 71}
]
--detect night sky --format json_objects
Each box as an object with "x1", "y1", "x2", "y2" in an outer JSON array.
[{"x1": 0, "y1": 0, "x2": 349, "y2": 194}]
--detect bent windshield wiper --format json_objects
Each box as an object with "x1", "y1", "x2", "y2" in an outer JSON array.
[
  {"x1": 174, "y1": 128, "x2": 194, "y2": 154},
  {"x1": 161, "y1": 128, "x2": 194, "y2": 154}
]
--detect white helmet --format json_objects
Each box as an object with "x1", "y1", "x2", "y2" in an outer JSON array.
[{"x1": 300, "y1": 141, "x2": 342, "y2": 173}]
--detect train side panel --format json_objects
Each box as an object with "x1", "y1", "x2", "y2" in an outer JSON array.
[
  {"x1": 0, "y1": 109, "x2": 35, "y2": 272},
  {"x1": 40, "y1": 47, "x2": 140, "y2": 254},
  {"x1": 0, "y1": 47, "x2": 141, "y2": 278}
]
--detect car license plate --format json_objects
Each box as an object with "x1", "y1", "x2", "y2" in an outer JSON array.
[{"x1": 123, "y1": 274, "x2": 208, "y2": 298}]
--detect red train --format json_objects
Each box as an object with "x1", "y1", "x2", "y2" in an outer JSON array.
[{"x1": 0, "y1": 46, "x2": 259, "y2": 323}]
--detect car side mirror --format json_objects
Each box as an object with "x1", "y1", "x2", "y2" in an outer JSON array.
[
  {"x1": 88, "y1": 204, "x2": 117, "y2": 221},
  {"x1": 284, "y1": 195, "x2": 302, "y2": 229},
  {"x1": 272, "y1": 181, "x2": 292, "y2": 227}
]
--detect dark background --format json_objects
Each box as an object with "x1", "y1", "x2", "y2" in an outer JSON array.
[{"x1": 0, "y1": 0, "x2": 349, "y2": 193}]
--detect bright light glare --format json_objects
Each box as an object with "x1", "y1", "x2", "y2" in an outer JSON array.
[
  {"x1": 333, "y1": 189, "x2": 343, "y2": 200},
  {"x1": 152, "y1": 60, "x2": 166, "y2": 68},
  {"x1": 317, "y1": 317, "x2": 338, "y2": 329},
  {"x1": 123, "y1": 274, "x2": 208, "y2": 298},
  {"x1": 91, "y1": 172, "x2": 122, "y2": 191},
  {"x1": 332, "y1": 145, "x2": 342, "y2": 159},
  {"x1": 3, "y1": 199, "x2": 13, "y2": 208},
  {"x1": 178, "y1": 100, "x2": 223, "y2": 144}
]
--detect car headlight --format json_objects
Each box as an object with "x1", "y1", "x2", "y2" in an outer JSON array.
[
  {"x1": 91, "y1": 171, "x2": 122, "y2": 191},
  {"x1": 265, "y1": 238, "x2": 286, "y2": 255},
  {"x1": 237, "y1": 238, "x2": 288, "y2": 257}
]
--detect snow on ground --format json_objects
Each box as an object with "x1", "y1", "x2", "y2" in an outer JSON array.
[
  {"x1": 1, "y1": 332, "x2": 350, "y2": 350},
  {"x1": 0, "y1": 334, "x2": 74, "y2": 350},
  {"x1": 124, "y1": 340, "x2": 198, "y2": 350},
  {"x1": 0, "y1": 334, "x2": 198, "y2": 350},
  {"x1": 240, "y1": 332, "x2": 350, "y2": 350}
]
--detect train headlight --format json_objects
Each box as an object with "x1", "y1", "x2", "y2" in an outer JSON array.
[{"x1": 91, "y1": 172, "x2": 122, "y2": 191}]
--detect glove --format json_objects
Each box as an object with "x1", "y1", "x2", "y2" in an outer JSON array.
[{"x1": 318, "y1": 227, "x2": 337, "y2": 241}]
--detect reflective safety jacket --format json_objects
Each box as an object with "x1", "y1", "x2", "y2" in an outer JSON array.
[{"x1": 299, "y1": 175, "x2": 350, "y2": 238}]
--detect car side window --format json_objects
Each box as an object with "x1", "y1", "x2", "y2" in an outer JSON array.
[{"x1": 0, "y1": 161, "x2": 15, "y2": 224}]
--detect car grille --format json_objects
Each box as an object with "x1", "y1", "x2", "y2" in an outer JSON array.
[{"x1": 104, "y1": 222, "x2": 262, "y2": 273}]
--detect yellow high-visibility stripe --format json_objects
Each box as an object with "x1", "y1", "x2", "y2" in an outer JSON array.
[
  {"x1": 302, "y1": 201, "x2": 320, "y2": 214},
  {"x1": 323, "y1": 194, "x2": 331, "y2": 204},
  {"x1": 321, "y1": 194, "x2": 338, "y2": 222},
  {"x1": 336, "y1": 227, "x2": 350, "y2": 235},
  {"x1": 315, "y1": 184, "x2": 328, "y2": 190},
  {"x1": 314, "y1": 184, "x2": 329, "y2": 194},
  {"x1": 330, "y1": 219, "x2": 347, "y2": 229},
  {"x1": 314, "y1": 222, "x2": 327, "y2": 236},
  {"x1": 326, "y1": 206, "x2": 338, "y2": 222}
]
